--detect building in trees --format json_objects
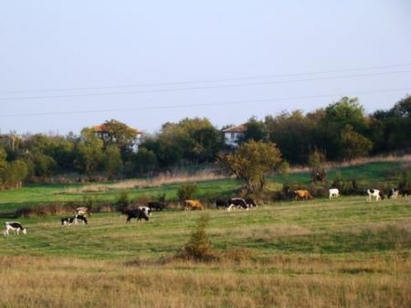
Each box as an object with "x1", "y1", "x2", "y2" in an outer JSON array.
[{"x1": 222, "y1": 124, "x2": 246, "y2": 148}]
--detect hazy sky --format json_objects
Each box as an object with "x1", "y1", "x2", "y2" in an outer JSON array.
[{"x1": 1, "y1": 1, "x2": 410, "y2": 136}]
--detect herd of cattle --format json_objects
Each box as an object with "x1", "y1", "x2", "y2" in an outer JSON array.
[{"x1": 3, "y1": 187, "x2": 410, "y2": 236}]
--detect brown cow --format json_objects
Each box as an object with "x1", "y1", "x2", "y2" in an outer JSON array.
[
  {"x1": 293, "y1": 190, "x2": 313, "y2": 201},
  {"x1": 184, "y1": 199, "x2": 204, "y2": 211}
]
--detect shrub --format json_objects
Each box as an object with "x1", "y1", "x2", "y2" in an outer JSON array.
[
  {"x1": 176, "y1": 214, "x2": 216, "y2": 261},
  {"x1": 114, "y1": 190, "x2": 131, "y2": 211},
  {"x1": 177, "y1": 183, "x2": 198, "y2": 201}
]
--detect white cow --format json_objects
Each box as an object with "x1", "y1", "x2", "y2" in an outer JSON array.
[
  {"x1": 367, "y1": 189, "x2": 382, "y2": 202},
  {"x1": 3, "y1": 221, "x2": 27, "y2": 235},
  {"x1": 328, "y1": 188, "x2": 340, "y2": 199}
]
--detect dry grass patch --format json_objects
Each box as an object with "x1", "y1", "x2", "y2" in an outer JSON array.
[{"x1": 1, "y1": 255, "x2": 410, "y2": 308}]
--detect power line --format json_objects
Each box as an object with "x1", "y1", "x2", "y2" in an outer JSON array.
[
  {"x1": 2, "y1": 62, "x2": 410, "y2": 94},
  {"x1": 1, "y1": 69, "x2": 411, "y2": 102},
  {"x1": 1, "y1": 86, "x2": 410, "y2": 118}
]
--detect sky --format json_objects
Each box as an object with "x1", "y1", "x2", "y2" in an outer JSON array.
[{"x1": 1, "y1": 0, "x2": 411, "y2": 136}]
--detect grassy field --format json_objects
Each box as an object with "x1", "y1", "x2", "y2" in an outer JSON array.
[
  {"x1": 1, "y1": 160, "x2": 411, "y2": 307},
  {"x1": 1, "y1": 196, "x2": 411, "y2": 307}
]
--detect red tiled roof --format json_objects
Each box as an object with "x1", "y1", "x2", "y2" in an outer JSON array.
[{"x1": 222, "y1": 124, "x2": 247, "y2": 133}]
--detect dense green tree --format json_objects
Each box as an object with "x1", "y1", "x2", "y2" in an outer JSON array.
[
  {"x1": 25, "y1": 151, "x2": 57, "y2": 178},
  {"x1": 265, "y1": 110, "x2": 315, "y2": 164},
  {"x1": 216, "y1": 140, "x2": 282, "y2": 192},
  {"x1": 176, "y1": 117, "x2": 223, "y2": 163},
  {"x1": 319, "y1": 97, "x2": 370, "y2": 160},
  {"x1": 3, "y1": 159, "x2": 28, "y2": 189},
  {"x1": 191, "y1": 126, "x2": 223, "y2": 163},
  {"x1": 94, "y1": 119, "x2": 139, "y2": 160},
  {"x1": 340, "y1": 125, "x2": 373, "y2": 160},
  {"x1": 389, "y1": 95, "x2": 411, "y2": 118},
  {"x1": 102, "y1": 144, "x2": 123, "y2": 179},
  {"x1": 238, "y1": 117, "x2": 267, "y2": 144},
  {"x1": 75, "y1": 128, "x2": 104, "y2": 176},
  {"x1": 130, "y1": 147, "x2": 158, "y2": 176},
  {"x1": 0, "y1": 147, "x2": 28, "y2": 189},
  {"x1": 372, "y1": 95, "x2": 411, "y2": 153}
]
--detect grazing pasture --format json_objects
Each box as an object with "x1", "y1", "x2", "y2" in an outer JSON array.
[
  {"x1": 1, "y1": 160, "x2": 411, "y2": 307},
  {"x1": 1, "y1": 195, "x2": 411, "y2": 307}
]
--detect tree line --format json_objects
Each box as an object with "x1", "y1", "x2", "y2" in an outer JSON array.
[{"x1": 0, "y1": 95, "x2": 410, "y2": 190}]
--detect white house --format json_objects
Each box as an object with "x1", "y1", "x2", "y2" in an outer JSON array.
[{"x1": 222, "y1": 124, "x2": 246, "y2": 148}]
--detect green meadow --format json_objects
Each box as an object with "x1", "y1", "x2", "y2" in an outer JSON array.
[{"x1": 0, "y1": 161, "x2": 410, "y2": 307}]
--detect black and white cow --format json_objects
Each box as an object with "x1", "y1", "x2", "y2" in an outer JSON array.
[
  {"x1": 3, "y1": 221, "x2": 27, "y2": 235},
  {"x1": 227, "y1": 198, "x2": 249, "y2": 211},
  {"x1": 61, "y1": 214, "x2": 88, "y2": 226},
  {"x1": 124, "y1": 207, "x2": 152, "y2": 223},
  {"x1": 367, "y1": 189, "x2": 383, "y2": 201},
  {"x1": 61, "y1": 216, "x2": 76, "y2": 226}
]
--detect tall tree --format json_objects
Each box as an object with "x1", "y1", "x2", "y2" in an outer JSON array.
[
  {"x1": 75, "y1": 128, "x2": 104, "y2": 177},
  {"x1": 238, "y1": 117, "x2": 267, "y2": 144},
  {"x1": 94, "y1": 119, "x2": 139, "y2": 160},
  {"x1": 340, "y1": 125, "x2": 373, "y2": 160},
  {"x1": 102, "y1": 144, "x2": 123, "y2": 179},
  {"x1": 216, "y1": 140, "x2": 282, "y2": 192},
  {"x1": 319, "y1": 97, "x2": 370, "y2": 160},
  {"x1": 265, "y1": 110, "x2": 315, "y2": 164}
]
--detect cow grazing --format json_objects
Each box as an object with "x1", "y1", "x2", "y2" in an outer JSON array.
[
  {"x1": 124, "y1": 207, "x2": 151, "y2": 223},
  {"x1": 293, "y1": 190, "x2": 313, "y2": 201},
  {"x1": 329, "y1": 188, "x2": 340, "y2": 199},
  {"x1": 61, "y1": 216, "x2": 75, "y2": 226},
  {"x1": 76, "y1": 206, "x2": 91, "y2": 217},
  {"x1": 215, "y1": 199, "x2": 229, "y2": 209},
  {"x1": 75, "y1": 214, "x2": 88, "y2": 224},
  {"x1": 227, "y1": 197, "x2": 249, "y2": 211},
  {"x1": 61, "y1": 214, "x2": 88, "y2": 226},
  {"x1": 3, "y1": 221, "x2": 27, "y2": 236},
  {"x1": 184, "y1": 200, "x2": 204, "y2": 211},
  {"x1": 147, "y1": 201, "x2": 165, "y2": 211},
  {"x1": 367, "y1": 189, "x2": 383, "y2": 201},
  {"x1": 388, "y1": 188, "x2": 399, "y2": 199}
]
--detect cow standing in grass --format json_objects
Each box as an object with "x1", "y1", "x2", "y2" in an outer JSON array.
[
  {"x1": 124, "y1": 207, "x2": 152, "y2": 223},
  {"x1": 184, "y1": 200, "x2": 204, "y2": 211},
  {"x1": 367, "y1": 189, "x2": 383, "y2": 201},
  {"x1": 61, "y1": 214, "x2": 88, "y2": 226},
  {"x1": 3, "y1": 221, "x2": 27, "y2": 236},
  {"x1": 227, "y1": 198, "x2": 249, "y2": 211},
  {"x1": 293, "y1": 190, "x2": 313, "y2": 201},
  {"x1": 328, "y1": 188, "x2": 340, "y2": 199}
]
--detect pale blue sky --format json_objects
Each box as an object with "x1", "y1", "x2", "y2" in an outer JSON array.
[{"x1": 1, "y1": 1, "x2": 410, "y2": 135}]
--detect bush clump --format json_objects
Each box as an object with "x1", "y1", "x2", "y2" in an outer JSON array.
[
  {"x1": 176, "y1": 214, "x2": 216, "y2": 262},
  {"x1": 177, "y1": 183, "x2": 198, "y2": 201}
]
